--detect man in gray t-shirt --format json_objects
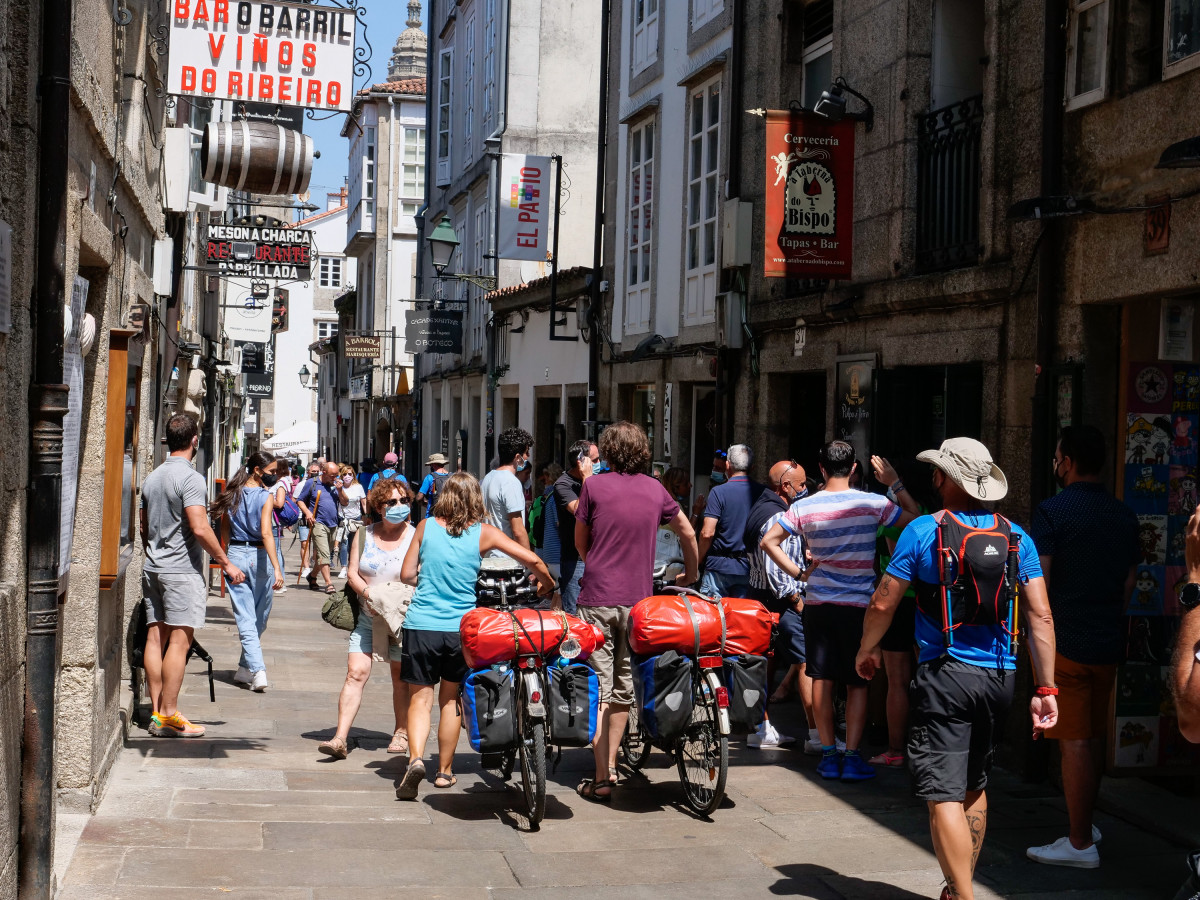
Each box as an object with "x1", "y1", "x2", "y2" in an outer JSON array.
[
  {"x1": 480, "y1": 427, "x2": 533, "y2": 560},
  {"x1": 138, "y1": 414, "x2": 244, "y2": 738}
]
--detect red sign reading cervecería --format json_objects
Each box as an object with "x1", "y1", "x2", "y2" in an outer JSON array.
[{"x1": 764, "y1": 111, "x2": 856, "y2": 279}]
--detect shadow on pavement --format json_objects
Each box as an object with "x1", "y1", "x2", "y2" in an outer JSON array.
[{"x1": 770, "y1": 863, "x2": 930, "y2": 899}]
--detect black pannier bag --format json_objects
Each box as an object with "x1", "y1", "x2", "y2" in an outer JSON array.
[
  {"x1": 462, "y1": 665, "x2": 518, "y2": 752},
  {"x1": 548, "y1": 662, "x2": 600, "y2": 747},
  {"x1": 722, "y1": 654, "x2": 768, "y2": 734},
  {"x1": 633, "y1": 651, "x2": 694, "y2": 741}
]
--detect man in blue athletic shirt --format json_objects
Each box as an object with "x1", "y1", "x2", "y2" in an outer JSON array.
[{"x1": 855, "y1": 438, "x2": 1059, "y2": 900}]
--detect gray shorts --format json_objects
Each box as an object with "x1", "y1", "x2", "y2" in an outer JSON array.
[{"x1": 143, "y1": 571, "x2": 207, "y2": 630}]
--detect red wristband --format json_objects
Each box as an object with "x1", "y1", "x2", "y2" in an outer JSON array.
[{"x1": 1034, "y1": 685, "x2": 1058, "y2": 697}]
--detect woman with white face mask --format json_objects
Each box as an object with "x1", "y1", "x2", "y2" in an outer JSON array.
[
  {"x1": 318, "y1": 480, "x2": 415, "y2": 760},
  {"x1": 335, "y1": 464, "x2": 368, "y2": 578}
]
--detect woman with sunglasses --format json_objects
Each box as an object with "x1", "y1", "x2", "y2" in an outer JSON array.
[{"x1": 318, "y1": 478, "x2": 416, "y2": 760}]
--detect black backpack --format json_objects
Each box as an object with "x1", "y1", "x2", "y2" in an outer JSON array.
[
  {"x1": 427, "y1": 470, "x2": 450, "y2": 507},
  {"x1": 915, "y1": 511, "x2": 1021, "y2": 650}
]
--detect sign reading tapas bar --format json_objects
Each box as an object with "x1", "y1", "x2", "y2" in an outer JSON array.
[
  {"x1": 764, "y1": 112, "x2": 856, "y2": 279},
  {"x1": 405, "y1": 310, "x2": 463, "y2": 354},
  {"x1": 342, "y1": 335, "x2": 382, "y2": 359},
  {"x1": 167, "y1": 0, "x2": 357, "y2": 112},
  {"x1": 205, "y1": 221, "x2": 313, "y2": 279}
]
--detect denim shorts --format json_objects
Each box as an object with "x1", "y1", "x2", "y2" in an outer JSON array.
[{"x1": 348, "y1": 612, "x2": 402, "y2": 661}]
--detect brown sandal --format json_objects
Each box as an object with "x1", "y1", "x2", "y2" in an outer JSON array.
[
  {"x1": 317, "y1": 737, "x2": 348, "y2": 760},
  {"x1": 387, "y1": 730, "x2": 409, "y2": 755}
]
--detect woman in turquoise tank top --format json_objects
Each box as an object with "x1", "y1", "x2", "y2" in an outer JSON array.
[{"x1": 394, "y1": 472, "x2": 554, "y2": 800}]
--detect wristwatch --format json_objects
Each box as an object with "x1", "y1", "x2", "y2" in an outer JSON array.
[
  {"x1": 1034, "y1": 685, "x2": 1059, "y2": 697},
  {"x1": 1179, "y1": 582, "x2": 1200, "y2": 612}
]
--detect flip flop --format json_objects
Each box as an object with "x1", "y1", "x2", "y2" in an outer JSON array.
[
  {"x1": 317, "y1": 737, "x2": 348, "y2": 760},
  {"x1": 396, "y1": 758, "x2": 426, "y2": 800},
  {"x1": 576, "y1": 778, "x2": 612, "y2": 803},
  {"x1": 387, "y1": 731, "x2": 409, "y2": 755},
  {"x1": 324, "y1": 585, "x2": 337, "y2": 594},
  {"x1": 433, "y1": 772, "x2": 456, "y2": 789}
]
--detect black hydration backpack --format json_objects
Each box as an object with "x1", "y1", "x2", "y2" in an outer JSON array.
[{"x1": 914, "y1": 511, "x2": 1021, "y2": 650}]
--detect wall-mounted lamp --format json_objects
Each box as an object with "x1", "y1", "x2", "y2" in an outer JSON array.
[{"x1": 812, "y1": 78, "x2": 874, "y2": 131}]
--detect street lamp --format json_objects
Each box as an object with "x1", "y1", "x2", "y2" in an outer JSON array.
[
  {"x1": 426, "y1": 217, "x2": 497, "y2": 291},
  {"x1": 812, "y1": 77, "x2": 875, "y2": 132},
  {"x1": 298, "y1": 364, "x2": 316, "y2": 390}
]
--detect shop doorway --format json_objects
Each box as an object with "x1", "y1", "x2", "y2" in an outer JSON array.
[
  {"x1": 535, "y1": 395, "x2": 560, "y2": 469},
  {"x1": 875, "y1": 363, "x2": 984, "y2": 464},
  {"x1": 691, "y1": 386, "x2": 717, "y2": 495},
  {"x1": 786, "y1": 372, "x2": 828, "y2": 484}
]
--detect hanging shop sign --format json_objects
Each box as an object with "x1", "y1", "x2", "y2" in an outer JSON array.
[
  {"x1": 167, "y1": 0, "x2": 357, "y2": 112},
  {"x1": 348, "y1": 371, "x2": 371, "y2": 400},
  {"x1": 343, "y1": 334, "x2": 382, "y2": 359},
  {"x1": 763, "y1": 111, "x2": 856, "y2": 279},
  {"x1": 244, "y1": 372, "x2": 273, "y2": 398},
  {"x1": 205, "y1": 218, "x2": 313, "y2": 279},
  {"x1": 835, "y1": 354, "x2": 875, "y2": 464},
  {"x1": 497, "y1": 154, "x2": 552, "y2": 261},
  {"x1": 405, "y1": 309, "x2": 463, "y2": 354}
]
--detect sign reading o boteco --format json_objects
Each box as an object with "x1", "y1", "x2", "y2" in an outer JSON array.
[
  {"x1": 405, "y1": 309, "x2": 463, "y2": 355},
  {"x1": 342, "y1": 335, "x2": 382, "y2": 359},
  {"x1": 764, "y1": 112, "x2": 856, "y2": 279}
]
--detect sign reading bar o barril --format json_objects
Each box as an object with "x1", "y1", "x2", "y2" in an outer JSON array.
[
  {"x1": 405, "y1": 310, "x2": 463, "y2": 355},
  {"x1": 342, "y1": 335, "x2": 382, "y2": 359},
  {"x1": 167, "y1": 0, "x2": 357, "y2": 112}
]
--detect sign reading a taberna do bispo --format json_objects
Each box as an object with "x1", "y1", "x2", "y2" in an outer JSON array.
[
  {"x1": 763, "y1": 111, "x2": 856, "y2": 279},
  {"x1": 167, "y1": 0, "x2": 357, "y2": 112},
  {"x1": 497, "y1": 154, "x2": 552, "y2": 261}
]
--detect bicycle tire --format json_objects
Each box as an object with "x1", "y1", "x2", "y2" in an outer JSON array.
[
  {"x1": 620, "y1": 702, "x2": 651, "y2": 771},
  {"x1": 674, "y1": 687, "x2": 728, "y2": 817},
  {"x1": 518, "y1": 715, "x2": 547, "y2": 826}
]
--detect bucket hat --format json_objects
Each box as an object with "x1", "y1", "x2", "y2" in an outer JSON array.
[
  {"x1": 917, "y1": 437, "x2": 1008, "y2": 502},
  {"x1": 425, "y1": 453, "x2": 449, "y2": 466}
]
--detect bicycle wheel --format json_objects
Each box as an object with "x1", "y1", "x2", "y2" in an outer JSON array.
[
  {"x1": 674, "y1": 683, "x2": 728, "y2": 817},
  {"x1": 518, "y1": 711, "x2": 547, "y2": 826},
  {"x1": 620, "y1": 702, "x2": 651, "y2": 771}
]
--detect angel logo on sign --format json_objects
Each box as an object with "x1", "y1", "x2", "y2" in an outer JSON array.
[{"x1": 785, "y1": 161, "x2": 836, "y2": 235}]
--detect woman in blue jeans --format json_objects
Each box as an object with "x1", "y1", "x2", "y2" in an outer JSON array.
[{"x1": 211, "y1": 451, "x2": 286, "y2": 692}]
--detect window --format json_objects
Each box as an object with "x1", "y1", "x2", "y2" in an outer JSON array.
[
  {"x1": 684, "y1": 79, "x2": 720, "y2": 326},
  {"x1": 692, "y1": 0, "x2": 723, "y2": 31},
  {"x1": 632, "y1": 0, "x2": 659, "y2": 74},
  {"x1": 471, "y1": 201, "x2": 488, "y2": 357},
  {"x1": 483, "y1": 0, "x2": 497, "y2": 132},
  {"x1": 463, "y1": 18, "x2": 476, "y2": 163},
  {"x1": 400, "y1": 201, "x2": 421, "y2": 216},
  {"x1": 319, "y1": 257, "x2": 343, "y2": 288},
  {"x1": 1065, "y1": 0, "x2": 1110, "y2": 108},
  {"x1": 1165, "y1": 0, "x2": 1200, "y2": 77},
  {"x1": 317, "y1": 321, "x2": 338, "y2": 340},
  {"x1": 364, "y1": 126, "x2": 376, "y2": 221},
  {"x1": 801, "y1": 0, "x2": 834, "y2": 110},
  {"x1": 625, "y1": 119, "x2": 654, "y2": 333},
  {"x1": 437, "y1": 48, "x2": 453, "y2": 181},
  {"x1": 402, "y1": 126, "x2": 426, "y2": 210}
]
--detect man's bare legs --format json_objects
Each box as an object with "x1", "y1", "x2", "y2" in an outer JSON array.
[
  {"x1": 588, "y1": 702, "x2": 628, "y2": 795},
  {"x1": 143, "y1": 622, "x2": 194, "y2": 716},
  {"x1": 929, "y1": 790, "x2": 988, "y2": 900},
  {"x1": 1061, "y1": 738, "x2": 1104, "y2": 849},
  {"x1": 882, "y1": 649, "x2": 914, "y2": 754}
]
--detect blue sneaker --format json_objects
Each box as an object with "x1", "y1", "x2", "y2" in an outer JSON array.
[
  {"x1": 840, "y1": 750, "x2": 876, "y2": 781},
  {"x1": 816, "y1": 749, "x2": 843, "y2": 779}
]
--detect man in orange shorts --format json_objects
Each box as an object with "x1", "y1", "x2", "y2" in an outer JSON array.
[{"x1": 1026, "y1": 426, "x2": 1139, "y2": 869}]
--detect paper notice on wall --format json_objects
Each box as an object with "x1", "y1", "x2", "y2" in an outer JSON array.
[
  {"x1": 497, "y1": 154, "x2": 553, "y2": 261},
  {"x1": 0, "y1": 220, "x2": 11, "y2": 333},
  {"x1": 60, "y1": 276, "x2": 89, "y2": 575}
]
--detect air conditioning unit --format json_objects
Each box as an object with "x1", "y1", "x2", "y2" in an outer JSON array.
[{"x1": 715, "y1": 292, "x2": 744, "y2": 349}]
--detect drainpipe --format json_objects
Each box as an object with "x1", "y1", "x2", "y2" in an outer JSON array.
[
  {"x1": 20, "y1": 0, "x2": 72, "y2": 893},
  {"x1": 386, "y1": 94, "x2": 397, "y2": 444},
  {"x1": 588, "y1": 0, "x2": 611, "y2": 442},
  {"x1": 483, "y1": 0, "x2": 511, "y2": 466},
  {"x1": 413, "y1": 2, "x2": 438, "y2": 484}
]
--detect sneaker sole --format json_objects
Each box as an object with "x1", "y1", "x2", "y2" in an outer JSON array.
[
  {"x1": 816, "y1": 767, "x2": 842, "y2": 779},
  {"x1": 148, "y1": 726, "x2": 206, "y2": 738},
  {"x1": 1026, "y1": 851, "x2": 1099, "y2": 869},
  {"x1": 840, "y1": 770, "x2": 877, "y2": 782},
  {"x1": 396, "y1": 765, "x2": 425, "y2": 800}
]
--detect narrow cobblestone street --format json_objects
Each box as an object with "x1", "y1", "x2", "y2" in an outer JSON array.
[{"x1": 49, "y1": 548, "x2": 1186, "y2": 899}]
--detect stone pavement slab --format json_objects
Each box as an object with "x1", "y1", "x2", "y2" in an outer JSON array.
[{"x1": 58, "y1": 544, "x2": 1191, "y2": 899}]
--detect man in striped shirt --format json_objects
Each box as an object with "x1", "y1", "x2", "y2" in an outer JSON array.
[{"x1": 762, "y1": 440, "x2": 919, "y2": 781}]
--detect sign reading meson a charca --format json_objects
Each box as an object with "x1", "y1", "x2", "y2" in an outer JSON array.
[
  {"x1": 167, "y1": 0, "x2": 356, "y2": 112},
  {"x1": 206, "y1": 222, "x2": 313, "y2": 279},
  {"x1": 764, "y1": 112, "x2": 856, "y2": 279}
]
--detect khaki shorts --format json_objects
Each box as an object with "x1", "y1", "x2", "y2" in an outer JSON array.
[
  {"x1": 1045, "y1": 653, "x2": 1116, "y2": 742},
  {"x1": 581, "y1": 605, "x2": 633, "y2": 706},
  {"x1": 143, "y1": 571, "x2": 207, "y2": 631},
  {"x1": 311, "y1": 522, "x2": 334, "y2": 566}
]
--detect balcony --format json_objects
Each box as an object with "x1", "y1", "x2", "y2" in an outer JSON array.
[{"x1": 916, "y1": 94, "x2": 983, "y2": 272}]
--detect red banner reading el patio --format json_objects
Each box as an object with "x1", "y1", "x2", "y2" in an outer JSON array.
[{"x1": 764, "y1": 111, "x2": 855, "y2": 279}]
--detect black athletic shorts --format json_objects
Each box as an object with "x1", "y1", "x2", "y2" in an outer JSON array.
[
  {"x1": 880, "y1": 594, "x2": 917, "y2": 653},
  {"x1": 802, "y1": 603, "x2": 867, "y2": 686},
  {"x1": 400, "y1": 628, "x2": 468, "y2": 686},
  {"x1": 908, "y1": 656, "x2": 1015, "y2": 802}
]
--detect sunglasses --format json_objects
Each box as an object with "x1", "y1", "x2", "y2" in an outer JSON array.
[{"x1": 381, "y1": 497, "x2": 409, "y2": 508}]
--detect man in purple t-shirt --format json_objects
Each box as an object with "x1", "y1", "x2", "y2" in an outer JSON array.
[{"x1": 574, "y1": 421, "x2": 699, "y2": 801}]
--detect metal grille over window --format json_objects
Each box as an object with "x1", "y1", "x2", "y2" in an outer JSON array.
[{"x1": 916, "y1": 94, "x2": 983, "y2": 273}]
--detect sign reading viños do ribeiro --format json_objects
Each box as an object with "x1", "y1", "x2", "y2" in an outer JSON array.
[
  {"x1": 763, "y1": 112, "x2": 856, "y2": 279},
  {"x1": 167, "y1": 0, "x2": 357, "y2": 112}
]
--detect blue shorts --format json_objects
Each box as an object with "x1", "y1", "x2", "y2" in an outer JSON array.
[
  {"x1": 776, "y1": 605, "x2": 806, "y2": 666},
  {"x1": 299, "y1": 523, "x2": 311, "y2": 542},
  {"x1": 348, "y1": 612, "x2": 402, "y2": 661}
]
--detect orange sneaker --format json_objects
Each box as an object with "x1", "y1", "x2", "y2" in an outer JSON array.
[{"x1": 149, "y1": 711, "x2": 206, "y2": 738}]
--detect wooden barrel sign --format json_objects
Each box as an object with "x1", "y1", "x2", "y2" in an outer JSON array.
[{"x1": 201, "y1": 121, "x2": 315, "y2": 196}]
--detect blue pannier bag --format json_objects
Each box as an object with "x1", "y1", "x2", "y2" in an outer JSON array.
[
  {"x1": 548, "y1": 661, "x2": 600, "y2": 747},
  {"x1": 723, "y1": 654, "x2": 768, "y2": 734},
  {"x1": 633, "y1": 651, "x2": 694, "y2": 741},
  {"x1": 462, "y1": 665, "x2": 518, "y2": 752}
]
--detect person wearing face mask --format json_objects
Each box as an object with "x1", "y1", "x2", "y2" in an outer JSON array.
[
  {"x1": 296, "y1": 462, "x2": 351, "y2": 593},
  {"x1": 295, "y1": 464, "x2": 320, "y2": 583},
  {"x1": 660, "y1": 467, "x2": 707, "y2": 534},
  {"x1": 697, "y1": 444, "x2": 767, "y2": 599},
  {"x1": 139, "y1": 414, "x2": 246, "y2": 737},
  {"x1": 318, "y1": 479, "x2": 417, "y2": 760},
  {"x1": 335, "y1": 464, "x2": 368, "y2": 579},
  {"x1": 479, "y1": 427, "x2": 535, "y2": 560},
  {"x1": 710, "y1": 448, "x2": 729, "y2": 486},
  {"x1": 210, "y1": 451, "x2": 287, "y2": 692},
  {"x1": 554, "y1": 440, "x2": 600, "y2": 614}
]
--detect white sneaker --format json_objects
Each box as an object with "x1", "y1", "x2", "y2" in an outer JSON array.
[
  {"x1": 300, "y1": 566, "x2": 312, "y2": 579},
  {"x1": 803, "y1": 733, "x2": 845, "y2": 755},
  {"x1": 1092, "y1": 825, "x2": 1103, "y2": 844},
  {"x1": 337, "y1": 567, "x2": 348, "y2": 579},
  {"x1": 750, "y1": 722, "x2": 795, "y2": 749},
  {"x1": 1026, "y1": 836, "x2": 1100, "y2": 869},
  {"x1": 250, "y1": 670, "x2": 269, "y2": 693},
  {"x1": 233, "y1": 666, "x2": 253, "y2": 685},
  {"x1": 276, "y1": 583, "x2": 287, "y2": 593}
]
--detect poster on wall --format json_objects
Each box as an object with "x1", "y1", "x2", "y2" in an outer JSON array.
[
  {"x1": 763, "y1": 111, "x2": 856, "y2": 279},
  {"x1": 1159, "y1": 298, "x2": 1195, "y2": 361},
  {"x1": 835, "y1": 354, "x2": 875, "y2": 466},
  {"x1": 497, "y1": 154, "x2": 553, "y2": 261}
]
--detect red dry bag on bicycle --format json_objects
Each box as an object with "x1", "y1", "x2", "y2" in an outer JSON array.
[
  {"x1": 460, "y1": 608, "x2": 603, "y2": 668},
  {"x1": 628, "y1": 594, "x2": 725, "y2": 656},
  {"x1": 720, "y1": 597, "x2": 778, "y2": 656}
]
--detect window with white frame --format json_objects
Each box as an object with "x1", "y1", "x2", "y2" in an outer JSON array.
[
  {"x1": 437, "y1": 48, "x2": 453, "y2": 173},
  {"x1": 632, "y1": 0, "x2": 659, "y2": 75},
  {"x1": 692, "y1": 0, "x2": 723, "y2": 31},
  {"x1": 401, "y1": 126, "x2": 425, "y2": 211},
  {"x1": 319, "y1": 257, "x2": 343, "y2": 288},
  {"x1": 1065, "y1": 0, "x2": 1110, "y2": 108},
  {"x1": 684, "y1": 78, "x2": 720, "y2": 326},
  {"x1": 364, "y1": 126, "x2": 376, "y2": 220},
  {"x1": 1165, "y1": 0, "x2": 1200, "y2": 78},
  {"x1": 317, "y1": 321, "x2": 338, "y2": 340},
  {"x1": 463, "y1": 17, "x2": 476, "y2": 163},
  {"x1": 625, "y1": 119, "x2": 654, "y2": 333},
  {"x1": 483, "y1": 0, "x2": 497, "y2": 132},
  {"x1": 802, "y1": 0, "x2": 833, "y2": 110}
]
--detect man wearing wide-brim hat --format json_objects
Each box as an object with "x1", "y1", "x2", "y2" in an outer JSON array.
[
  {"x1": 855, "y1": 437, "x2": 1060, "y2": 900},
  {"x1": 416, "y1": 453, "x2": 450, "y2": 520}
]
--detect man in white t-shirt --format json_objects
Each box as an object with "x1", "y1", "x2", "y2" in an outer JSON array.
[{"x1": 480, "y1": 427, "x2": 533, "y2": 560}]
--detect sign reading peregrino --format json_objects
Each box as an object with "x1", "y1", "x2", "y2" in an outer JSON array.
[
  {"x1": 205, "y1": 220, "x2": 313, "y2": 279},
  {"x1": 167, "y1": 0, "x2": 357, "y2": 112},
  {"x1": 405, "y1": 309, "x2": 463, "y2": 354}
]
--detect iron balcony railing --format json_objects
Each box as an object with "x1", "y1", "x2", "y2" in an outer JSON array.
[{"x1": 916, "y1": 94, "x2": 984, "y2": 272}]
